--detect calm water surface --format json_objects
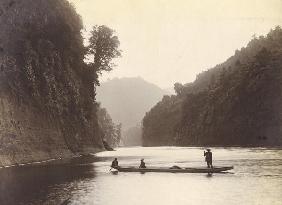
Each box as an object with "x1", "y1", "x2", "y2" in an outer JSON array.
[{"x1": 0, "y1": 147, "x2": 282, "y2": 205}]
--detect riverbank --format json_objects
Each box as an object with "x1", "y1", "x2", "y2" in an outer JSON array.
[{"x1": 0, "y1": 148, "x2": 103, "y2": 169}]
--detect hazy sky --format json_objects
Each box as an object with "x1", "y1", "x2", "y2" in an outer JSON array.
[{"x1": 69, "y1": 0, "x2": 282, "y2": 88}]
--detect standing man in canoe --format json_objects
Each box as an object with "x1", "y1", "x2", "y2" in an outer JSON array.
[{"x1": 204, "y1": 149, "x2": 213, "y2": 168}]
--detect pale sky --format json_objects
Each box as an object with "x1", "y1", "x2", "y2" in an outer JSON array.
[{"x1": 69, "y1": 0, "x2": 282, "y2": 88}]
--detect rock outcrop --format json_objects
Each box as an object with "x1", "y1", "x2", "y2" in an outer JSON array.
[{"x1": 0, "y1": 0, "x2": 104, "y2": 166}]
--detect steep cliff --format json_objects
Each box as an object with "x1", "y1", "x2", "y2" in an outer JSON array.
[
  {"x1": 143, "y1": 27, "x2": 282, "y2": 147},
  {"x1": 0, "y1": 0, "x2": 104, "y2": 166}
]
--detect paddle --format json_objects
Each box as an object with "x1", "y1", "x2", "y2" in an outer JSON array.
[{"x1": 109, "y1": 167, "x2": 118, "y2": 171}]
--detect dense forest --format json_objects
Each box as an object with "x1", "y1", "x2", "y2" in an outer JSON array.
[
  {"x1": 0, "y1": 0, "x2": 120, "y2": 166},
  {"x1": 143, "y1": 27, "x2": 282, "y2": 146},
  {"x1": 97, "y1": 77, "x2": 168, "y2": 146}
]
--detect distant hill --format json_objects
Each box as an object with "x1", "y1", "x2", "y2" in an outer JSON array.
[
  {"x1": 143, "y1": 26, "x2": 282, "y2": 147},
  {"x1": 96, "y1": 77, "x2": 169, "y2": 145}
]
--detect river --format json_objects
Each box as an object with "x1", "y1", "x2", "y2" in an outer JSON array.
[{"x1": 0, "y1": 147, "x2": 282, "y2": 205}]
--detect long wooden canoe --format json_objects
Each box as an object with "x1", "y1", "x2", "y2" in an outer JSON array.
[{"x1": 115, "y1": 166, "x2": 233, "y2": 173}]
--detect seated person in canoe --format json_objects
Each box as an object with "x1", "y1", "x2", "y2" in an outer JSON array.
[
  {"x1": 139, "y1": 159, "x2": 146, "y2": 168},
  {"x1": 111, "y1": 158, "x2": 119, "y2": 169}
]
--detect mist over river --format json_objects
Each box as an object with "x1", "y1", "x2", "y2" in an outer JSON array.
[{"x1": 0, "y1": 147, "x2": 282, "y2": 205}]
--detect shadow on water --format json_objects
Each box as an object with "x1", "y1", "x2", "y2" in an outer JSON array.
[
  {"x1": 0, "y1": 155, "x2": 98, "y2": 205},
  {"x1": 206, "y1": 173, "x2": 213, "y2": 178}
]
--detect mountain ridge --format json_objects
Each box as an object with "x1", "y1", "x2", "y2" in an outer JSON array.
[
  {"x1": 97, "y1": 77, "x2": 169, "y2": 145},
  {"x1": 143, "y1": 26, "x2": 282, "y2": 147}
]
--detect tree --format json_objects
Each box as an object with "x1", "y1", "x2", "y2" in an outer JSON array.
[
  {"x1": 255, "y1": 47, "x2": 271, "y2": 67},
  {"x1": 174, "y1": 82, "x2": 184, "y2": 95},
  {"x1": 87, "y1": 25, "x2": 121, "y2": 74}
]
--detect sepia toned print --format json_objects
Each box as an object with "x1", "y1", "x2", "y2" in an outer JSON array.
[{"x1": 0, "y1": 0, "x2": 281, "y2": 204}]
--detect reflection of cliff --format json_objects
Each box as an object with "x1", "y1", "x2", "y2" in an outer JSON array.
[
  {"x1": 143, "y1": 27, "x2": 282, "y2": 147},
  {"x1": 0, "y1": 0, "x2": 104, "y2": 166}
]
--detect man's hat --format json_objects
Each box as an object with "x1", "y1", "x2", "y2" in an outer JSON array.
[{"x1": 206, "y1": 148, "x2": 211, "y2": 151}]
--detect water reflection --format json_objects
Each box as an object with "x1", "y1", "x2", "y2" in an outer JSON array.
[
  {"x1": 0, "y1": 156, "x2": 97, "y2": 205},
  {"x1": 0, "y1": 147, "x2": 281, "y2": 205},
  {"x1": 206, "y1": 173, "x2": 213, "y2": 178}
]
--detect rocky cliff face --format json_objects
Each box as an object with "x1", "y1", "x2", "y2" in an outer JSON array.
[
  {"x1": 0, "y1": 0, "x2": 104, "y2": 166},
  {"x1": 143, "y1": 27, "x2": 282, "y2": 147}
]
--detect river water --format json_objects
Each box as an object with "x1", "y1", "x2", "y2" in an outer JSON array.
[{"x1": 0, "y1": 147, "x2": 282, "y2": 205}]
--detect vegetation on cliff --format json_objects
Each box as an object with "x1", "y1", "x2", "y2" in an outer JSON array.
[
  {"x1": 0, "y1": 0, "x2": 121, "y2": 164},
  {"x1": 97, "y1": 106, "x2": 121, "y2": 148},
  {"x1": 143, "y1": 26, "x2": 282, "y2": 146}
]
